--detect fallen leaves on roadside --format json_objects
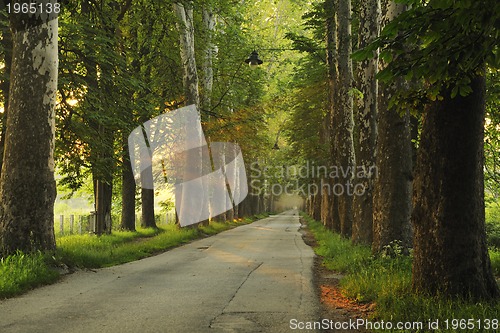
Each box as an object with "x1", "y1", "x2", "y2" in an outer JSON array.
[{"x1": 320, "y1": 284, "x2": 375, "y2": 318}]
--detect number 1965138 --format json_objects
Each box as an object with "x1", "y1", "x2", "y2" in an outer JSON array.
[{"x1": 6, "y1": 2, "x2": 60, "y2": 14}]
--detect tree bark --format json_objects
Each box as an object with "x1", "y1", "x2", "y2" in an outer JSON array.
[
  {"x1": 313, "y1": 189, "x2": 322, "y2": 221},
  {"x1": 121, "y1": 134, "x2": 136, "y2": 231},
  {"x1": 352, "y1": 0, "x2": 380, "y2": 245},
  {"x1": 412, "y1": 73, "x2": 499, "y2": 300},
  {"x1": 139, "y1": 132, "x2": 157, "y2": 229},
  {"x1": 141, "y1": 187, "x2": 156, "y2": 228},
  {"x1": 201, "y1": 7, "x2": 216, "y2": 114},
  {"x1": 371, "y1": 1, "x2": 412, "y2": 254},
  {"x1": 0, "y1": 15, "x2": 12, "y2": 176},
  {"x1": 325, "y1": 0, "x2": 339, "y2": 232},
  {"x1": 0, "y1": 8, "x2": 58, "y2": 255},
  {"x1": 174, "y1": 1, "x2": 208, "y2": 227},
  {"x1": 174, "y1": 1, "x2": 200, "y2": 108},
  {"x1": 335, "y1": 0, "x2": 355, "y2": 237}
]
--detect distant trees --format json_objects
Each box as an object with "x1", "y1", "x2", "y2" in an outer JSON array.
[{"x1": 0, "y1": 4, "x2": 59, "y2": 255}]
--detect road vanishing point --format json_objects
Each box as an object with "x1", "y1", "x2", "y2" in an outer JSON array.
[{"x1": 0, "y1": 210, "x2": 320, "y2": 333}]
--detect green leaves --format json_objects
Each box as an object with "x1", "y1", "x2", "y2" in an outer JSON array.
[{"x1": 362, "y1": 0, "x2": 500, "y2": 111}]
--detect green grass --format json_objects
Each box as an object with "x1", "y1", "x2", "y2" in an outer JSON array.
[
  {"x1": 0, "y1": 251, "x2": 59, "y2": 299},
  {"x1": 490, "y1": 248, "x2": 500, "y2": 276},
  {"x1": 0, "y1": 214, "x2": 268, "y2": 299},
  {"x1": 304, "y1": 213, "x2": 500, "y2": 332},
  {"x1": 55, "y1": 225, "x2": 196, "y2": 268}
]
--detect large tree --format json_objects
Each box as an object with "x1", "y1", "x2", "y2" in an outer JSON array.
[
  {"x1": 412, "y1": 73, "x2": 498, "y2": 299},
  {"x1": 363, "y1": 0, "x2": 500, "y2": 299},
  {"x1": 0, "y1": 2, "x2": 58, "y2": 255},
  {"x1": 371, "y1": 1, "x2": 413, "y2": 254},
  {"x1": 351, "y1": 0, "x2": 380, "y2": 245},
  {"x1": 333, "y1": 0, "x2": 355, "y2": 238}
]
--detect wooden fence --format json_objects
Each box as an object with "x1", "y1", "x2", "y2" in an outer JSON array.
[{"x1": 55, "y1": 211, "x2": 176, "y2": 236}]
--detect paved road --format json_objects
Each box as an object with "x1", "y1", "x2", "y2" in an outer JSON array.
[{"x1": 0, "y1": 210, "x2": 320, "y2": 333}]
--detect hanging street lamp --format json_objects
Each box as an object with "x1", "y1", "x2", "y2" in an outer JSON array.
[{"x1": 245, "y1": 50, "x2": 263, "y2": 68}]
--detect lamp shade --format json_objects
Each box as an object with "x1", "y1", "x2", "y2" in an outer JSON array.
[{"x1": 245, "y1": 51, "x2": 263, "y2": 67}]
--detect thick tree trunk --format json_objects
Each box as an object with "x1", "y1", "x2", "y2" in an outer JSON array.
[
  {"x1": 325, "y1": 0, "x2": 339, "y2": 232},
  {"x1": 412, "y1": 74, "x2": 499, "y2": 300},
  {"x1": 141, "y1": 187, "x2": 156, "y2": 228},
  {"x1": 0, "y1": 16, "x2": 12, "y2": 176},
  {"x1": 320, "y1": 183, "x2": 331, "y2": 227},
  {"x1": 92, "y1": 80, "x2": 115, "y2": 235},
  {"x1": 201, "y1": 7, "x2": 216, "y2": 114},
  {"x1": 121, "y1": 135, "x2": 136, "y2": 231},
  {"x1": 0, "y1": 11, "x2": 58, "y2": 255},
  {"x1": 371, "y1": 1, "x2": 412, "y2": 254},
  {"x1": 139, "y1": 138, "x2": 156, "y2": 229},
  {"x1": 335, "y1": 0, "x2": 355, "y2": 237},
  {"x1": 352, "y1": 0, "x2": 380, "y2": 245},
  {"x1": 93, "y1": 174, "x2": 113, "y2": 235},
  {"x1": 174, "y1": 1, "x2": 208, "y2": 226},
  {"x1": 117, "y1": 2, "x2": 136, "y2": 232},
  {"x1": 313, "y1": 189, "x2": 322, "y2": 221},
  {"x1": 174, "y1": 1, "x2": 200, "y2": 108}
]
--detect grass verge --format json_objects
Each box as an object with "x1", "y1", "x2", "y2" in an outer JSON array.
[
  {"x1": 304, "y1": 213, "x2": 500, "y2": 333},
  {"x1": 0, "y1": 214, "x2": 268, "y2": 299},
  {"x1": 0, "y1": 251, "x2": 59, "y2": 299}
]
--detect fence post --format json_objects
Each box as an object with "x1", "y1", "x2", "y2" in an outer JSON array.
[
  {"x1": 59, "y1": 215, "x2": 64, "y2": 236},
  {"x1": 70, "y1": 215, "x2": 74, "y2": 234},
  {"x1": 79, "y1": 215, "x2": 83, "y2": 235}
]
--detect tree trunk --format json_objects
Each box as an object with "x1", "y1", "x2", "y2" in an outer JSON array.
[
  {"x1": 93, "y1": 174, "x2": 113, "y2": 235},
  {"x1": 352, "y1": 0, "x2": 380, "y2": 245},
  {"x1": 117, "y1": 1, "x2": 136, "y2": 231},
  {"x1": 141, "y1": 188, "x2": 156, "y2": 228},
  {"x1": 412, "y1": 74, "x2": 499, "y2": 300},
  {"x1": 325, "y1": 0, "x2": 340, "y2": 232},
  {"x1": 321, "y1": 182, "x2": 331, "y2": 227},
  {"x1": 174, "y1": 1, "x2": 200, "y2": 108},
  {"x1": 201, "y1": 7, "x2": 216, "y2": 114},
  {"x1": 0, "y1": 10, "x2": 58, "y2": 255},
  {"x1": 313, "y1": 189, "x2": 322, "y2": 221},
  {"x1": 0, "y1": 15, "x2": 12, "y2": 176},
  {"x1": 371, "y1": 1, "x2": 412, "y2": 254},
  {"x1": 121, "y1": 134, "x2": 136, "y2": 231},
  {"x1": 174, "y1": 1, "x2": 208, "y2": 227},
  {"x1": 335, "y1": 0, "x2": 355, "y2": 237},
  {"x1": 139, "y1": 134, "x2": 156, "y2": 229}
]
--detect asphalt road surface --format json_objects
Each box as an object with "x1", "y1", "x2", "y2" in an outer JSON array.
[{"x1": 0, "y1": 210, "x2": 320, "y2": 333}]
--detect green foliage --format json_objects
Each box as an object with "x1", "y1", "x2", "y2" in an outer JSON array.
[
  {"x1": 353, "y1": 0, "x2": 500, "y2": 111},
  {"x1": 490, "y1": 249, "x2": 500, "y2": 276},
  {"x1": 0, "y1": 252, "x2": 59, "y2": 299},
  {"x1": 305, "y1": 213, "x2": 500, "y2": 332},
  {"x1": 486, "y1": 199, "x2": 500, "y2": 248},
  {"x1": 158, "y1": 199, "x2": 175, "y2": 213},
  {"x1": 485, "y1": 69, "x2": 500, "y2": 198}
]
